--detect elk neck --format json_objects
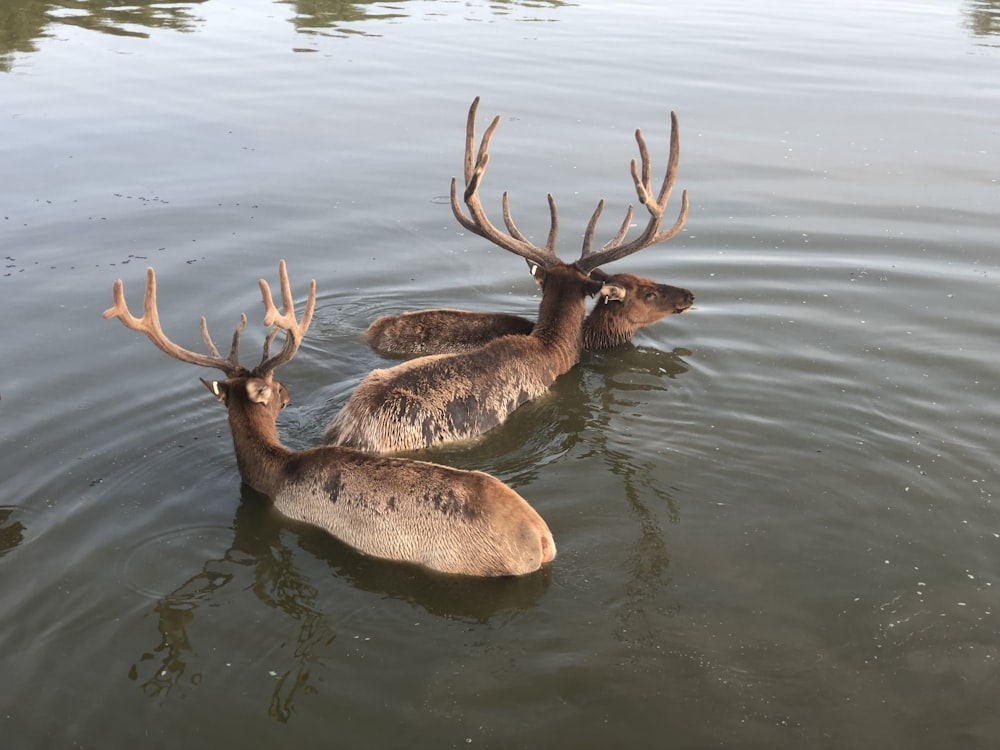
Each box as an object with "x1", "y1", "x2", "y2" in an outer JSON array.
[
  {"x1": 582, "y1": 302, "x2": 634, "y2": 350},
  {"x1": 219, "y1": 377, "x2": 293, "y2": 497},
  {"x1": 527, "y1": 264, "x2": 590, "y2": 368}
]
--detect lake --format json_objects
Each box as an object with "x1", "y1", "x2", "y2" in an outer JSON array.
[{"x1": 1, "y1": 0, "x2": 998, "y2": 747}]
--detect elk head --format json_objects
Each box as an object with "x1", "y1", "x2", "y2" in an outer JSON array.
[
  {"x1": 102, "y1": 260, "x2": 316, "y2": 445},
  {"x1": 450, "y1": 96, "x2": 690, "y2": 304}
]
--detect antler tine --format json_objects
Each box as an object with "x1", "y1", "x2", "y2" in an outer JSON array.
[
  {"x1": 575, "y1": 110, "x2": 689, "y2": 273},
  {"x1": 255, "y1": 260, "x2": 317, "y2": 377},
  {"x1": 214, "y1": 314, "x2": 248, "y2": 366},
  {"x1": 103, "y1": 267, "x2": 247, "y2": 376},
  {"x1": 581, "y1": 199, "x2": 634, "y2": 258},
  {"x1": 500, "y1": 191, "x2": 559, "y2": 254},
  {"x1": 450, "y1": 97, "x2": 561, "y2": 269},
  {"x1": 259, "y1": 325, "x2": 281, "y2": 362}
]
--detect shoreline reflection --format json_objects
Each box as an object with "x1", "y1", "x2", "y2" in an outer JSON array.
[
  {"x1": 0, "y1": 507, "x2": 29, "y2": 556},
  {"x1": 0, "y1": 0, "x2": 573, "y2": 71}
]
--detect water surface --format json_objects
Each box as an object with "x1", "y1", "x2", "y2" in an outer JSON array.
[{"x1": 2, "y1": 1, "x2": 999, "y2": 747}]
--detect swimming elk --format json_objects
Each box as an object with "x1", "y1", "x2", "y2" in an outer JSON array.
[
  {"x1": 103, "y1": 261, "x2": 555, "y2": 577},
  {"x1": 366, "y1": 270, "x2": 693, "y2": 357},
  {"x1": 325, "y1": 97, "x2": 689, "y2": 453}
]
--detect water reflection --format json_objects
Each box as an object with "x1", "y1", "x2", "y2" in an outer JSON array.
[
  {"x1": 128, "y1": 486, "x2": 550, "y2": 720},
  {"x1": 964, "y1": 0, "x2": 1000, "y2": 44},
  {"x1": 583, "y1": 346, "x2": 687, "y2": 555},
  {"x1": 551, "y1": 346, "x2": 690, "y2": 645},
  {"x1": 259, "y1": 0, "x2": 575, "y2": 40},
  {"x1": 279, "y1": 0, "x2": 408, "y2": 38},
  {"x1": 0, "y1": 508, "x2": 28, "y2": 556},
  {"x1": 0, "y1": 1, "x2": 207, "y2": 70},
  {"x1": 48, "y1": 0, "x2": 206, "y2": 37},
  {"x1": 0, "y1": 0, "x2": 574, "y2": 70},
  {"x1": 504, "y1": 345, "x2": 686, "y2": 593}
]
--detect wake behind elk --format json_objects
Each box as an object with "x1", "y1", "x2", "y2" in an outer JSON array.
[
  {"x1": 103, "y1": 261, "x2": 555, "y2": 577},
  {"x1": 325, "y1": 97, "x2": 690, "y2": 454}
]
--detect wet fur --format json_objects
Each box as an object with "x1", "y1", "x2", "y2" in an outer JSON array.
[
  {"x1": 105, "y1": 262, "x2": 556, "y2": 577},
  {"x1": 210, "y1": 376, "x2": 555, "y2": 576},
  {"x1": 366, "y1": 272, "x2": 693, "y2": 357},
  {"x1": 326, "y1": 264, "x2": 601, "y2": 453},
  {"x1": 367, "y1": 309, "x2": 534, "y2": 356}
]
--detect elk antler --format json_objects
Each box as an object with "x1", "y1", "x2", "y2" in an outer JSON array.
[
  {"x1": 254, "y1": 260, "x2": 316, "y2": 377},
  {"x1": 575, "y1": 111, "x2": 689, "y2": 273},
  {"x1": 450, "y1": 97, "x2": 688, "y2": 275},
  {"x1": 103, "y1": 267, "x2": 250, "y2": 377},
  {"x1": 450, "y1": 96, "x2": 562, "y2": 270}
]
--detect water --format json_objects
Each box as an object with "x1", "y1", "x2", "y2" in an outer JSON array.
[{"x1": 2, "y1": 0, "x2": 999, "y2": 747}]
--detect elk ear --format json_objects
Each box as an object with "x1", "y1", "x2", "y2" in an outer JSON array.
[
  {"x1": 246, "y1": 378, "x2": 274, "y2": 406},
  {"x1": 583, "y1": 276, "x2": 611, "y2": 297},
  {"x1": 599, "y1": 283, "x2": 628, "y2": 303},
  {"x1": 201, "y1": 377, "x2": 228, "y2": 403},
  {"x1": 528, "y1": 262, "x2": 546, "y2": 286}
]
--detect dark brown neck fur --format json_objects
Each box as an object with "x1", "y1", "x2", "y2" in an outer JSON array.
[
  {"x1": 219, "y1": 378, "x2": 291, "y2": 497},
  {"x1": 582, "y1": 302, "x2": 633, "y2": 350},
  {"x1": 528, "y1": 264, "x2": 590, "y2": 371}
]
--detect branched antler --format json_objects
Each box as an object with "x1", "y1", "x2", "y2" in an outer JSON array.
[
  {"x1": 103, "y1": 267, "x2": 249, "y2": 377},
  {"x1": 255, "y1": 260, "x2": 316, "y2": 377},
  {"x1": 576, "y1": 112, "x2": 689, "y2": 273},
  {"x1": 450, "y1": 96, "x2": 562, "y2": 270},
  {"x1": 103, "y1": 260, "x2": 317, "y2": 380},
  {"x1": 450, "y1": 97, "x2": 688, "y2": 274}
]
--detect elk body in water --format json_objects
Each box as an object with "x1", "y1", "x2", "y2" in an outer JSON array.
[
  {"x1": 365, "y1": 270, "x2": 693, "y2": 357},
  {"x1": 325, "y1": 97, "x2": 691, "y2": 454},
  {"x1": 103, "y1": 261, "x2": 555, "y2": 577}
]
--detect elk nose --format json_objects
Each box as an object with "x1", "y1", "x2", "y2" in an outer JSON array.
[{"x1": 675, "y1": 289, "x2": 694, "y2": 312}]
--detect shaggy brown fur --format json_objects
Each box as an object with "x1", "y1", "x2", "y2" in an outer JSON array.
[
  {"x1": 104, "y1": 263, "x2": 555, "y2": 577},
  {"x1": 366, "y1": 272, "x2": 692, "y2": 356},
  {"x1": 325, "y1": 264, "x2": 607, "y2": 453},
  {"x1": 208, "y1": 375, "x2": 555, "y2": 576}
]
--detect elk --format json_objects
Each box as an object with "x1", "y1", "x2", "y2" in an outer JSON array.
[
  {"x1": 325, "y1": 97, "x2": 689, "y2": 453},
  {"x1": 365, "y1": 270, "x2": 693, "y2": 357},
  {"x1": 103, "y1": 261, "x2": 555, "y2": 577}
]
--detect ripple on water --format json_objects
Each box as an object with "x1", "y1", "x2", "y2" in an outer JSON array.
[{"x1": 117, "y1": 524, "x2": 238, "y2": 600}]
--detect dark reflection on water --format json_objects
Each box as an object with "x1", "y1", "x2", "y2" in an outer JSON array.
[
  {"x1": 0, "y1": 0, "x2": 575, "y2": 71},
  {"x1": 127, "y1": 486, "x2": 550, "y2": 722},
  {"x1": 965, "y1": 0, "x2": 1000, "y2": 43},
  {"x1": 49, "y1": 0, "x2": 207, "y2": 37},
  {"x1": 575, "y1": 348, "x2": 688, "y2": 595},
  {"x1": 279, "y1": 0, "x2": 409, "y2": 39},
  {"x1": 0, "y1": 1, "x2": 207, "y2": 70},
  {"x1": 280, "y1": 0, "x2": 573, "y2": 38},
  {"x1": 0, "y1": 508, "x2": 28, "y2": 556}
]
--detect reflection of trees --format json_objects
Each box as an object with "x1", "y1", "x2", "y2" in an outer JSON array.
[
  {"x1": 1, "y1": 0, "x2": 575, "y2": 70},
  {"x1": 0, "y1": 508, "x2": 28, "y2": 556},
  {"x1": 0, "y1": 1, "x2": 207, "y2": 72},
  {"x1": 277, "y1": 0, "x2": 407, "y2": 38},
  {"x1": 0, "y1": 1, "x2": 44, "y2": 72},
  {"x1": 277, "y1": 0, "x2": 572, "y2": 39},
  {"x1": 128, "y1": 486, "x2": 550, "y2": 720},
  {"x1": 50, "y1": 1, "x2": 206, "y2": 38},
  {"x1": 964, "y1": 0, "x2": 1000, "y2": 43}
]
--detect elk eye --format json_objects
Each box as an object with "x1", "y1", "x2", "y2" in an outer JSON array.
[{"x1": 644, "y1": 291, "x2": 658, "y2": 301}]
